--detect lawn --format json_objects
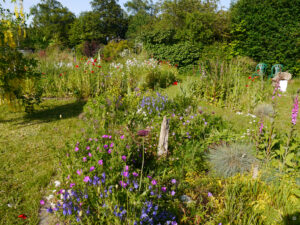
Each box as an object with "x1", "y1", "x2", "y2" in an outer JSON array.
[{"x1": 0, "y1": 99, "x2": 85, "y2": 225}]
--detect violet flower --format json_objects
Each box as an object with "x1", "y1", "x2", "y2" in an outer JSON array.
[{"x1": 292, "y1": 95, "x2": 299, "y2": 125}]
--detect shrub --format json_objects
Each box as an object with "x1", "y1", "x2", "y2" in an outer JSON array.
[
  {"x1": 208, "y1": 143, "x2": 257, "y2": 178},
  {"x1": 145, "y1": 42, "x2": 202, "y2": 72},
  {"x1": 102, "y1": 40, "x2": 130, "y2": 61},
  {"x1": 82, "y1": 40, "x2": 100, "y2": 58}
]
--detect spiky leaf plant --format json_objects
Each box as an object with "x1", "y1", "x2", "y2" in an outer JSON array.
[{"x1": 208, "y1": 143, "x2": 257, "y2": 178}]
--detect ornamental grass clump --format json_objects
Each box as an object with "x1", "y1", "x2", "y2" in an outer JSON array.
[{"x1": 208, "y1": 143, "x2": 257, "y2": 178}]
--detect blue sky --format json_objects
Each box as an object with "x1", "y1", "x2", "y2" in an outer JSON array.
[{"x1": 2, "y1": 0, "x2": 232, "y2": 17}]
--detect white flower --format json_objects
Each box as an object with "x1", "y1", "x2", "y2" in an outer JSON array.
[
  {"x1": 46, "y1": 194, "x2": 54, "y2": 201},
  {"x1": 54, "y1": 180, "x2": 61, "y2": 187}
]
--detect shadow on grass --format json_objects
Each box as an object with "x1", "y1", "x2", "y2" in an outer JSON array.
[{"x1": 23, "y1": 100, "x2": 86, "y2": 123}]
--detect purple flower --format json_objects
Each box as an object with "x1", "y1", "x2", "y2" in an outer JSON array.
[
  {"x1": 122, "y1": 171, "x2": 129, "y2": 177},
  {"x1": 83, "y1": 176, "x2": 90, "y2": 183},
  {"x1": 208, "y1": 192, "x2": 213, "y2": 197},
  {"x1": 83, "y1": 157, "x2": 87, "y2": 162},
  {"x1": 88, "y1": 152, "x2": 92, "y2": 157},
  {"x1": 147, "y1": 175, "x2": 152, "y2": 179},
  {"x1": 292, "y1": 95, "x2": 299, "y2": 125},
  {"x1": 103, "y1": 144, "x2": 108, "y2": 149},
  {"x1": 119, "y1": 181, "x2": 127, "y2": 188},
  {"x1": 125, "y1": 165, "x2": 129, "y2": 171},
  {"x1": 161, "y1": 186, "x2": 167, "y2": 192},
  {"x1": 75, "y1": 147, "x2": 79, "y2": 152},
  {"x1": 98, "y1": 160, "x2": 103, "y2": 165},
  {"x1": 110, "y1": 142, "x2": 114, "y2": 148},
  {"x1": 183, "y1": 122, "x2": 186, "y2": 126},
  {"x1": 204, "y1": 121, "x2": 208, "y2": 125},
  {"x1": 259, "y1": 122, "x2": 264, "y2": 134},
  {"x1": 89, "y1": 138, "x2": 92, "y2": 141},
  {"x1": 151, "y1": 180, "x2": 157, "y2": 185},
  {"x1": 120, "y1": 135, "x2": 124, "y2": 139},
  {"x1": 70, "y1": 183, "x2": 75, "y2": 188},
  {"x1": 40, "y1": 200, "x2": 45, "y2": 205},
  {"x1": 90, "y1": 166, "x2": 95, "y2": 171},
  {"x1": 121, "y1": 155, "x2": 126, "y2": 162},
  {"x1": 107, "y1": 149, "x2": 112, "y2": 154},
  {"x1": 132, "y1": 172, "x2": 138, "y2": 177},
  {"x1": 76, "y1": 169, "x2": 82, "y2": 175},
  {"x1": 137, "y1": 129, "x2": 150, "y2": 137},
  {"x1": 171, "y1": 179, "x2": 176, "y2": 184},
  {"x1": 86, "y1": 146, "x2": 90, "y2": 150},
  {"x1": 179, "y1": 116, "x2": 183, "y2": 120},
  {"x1": 171, "y1": 190, "x2": 176, "y2": 196}
]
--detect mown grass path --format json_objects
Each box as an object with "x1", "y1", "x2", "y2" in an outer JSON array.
[{"x1": 0, "y1": 99, "x2": 85, "y2": 225}]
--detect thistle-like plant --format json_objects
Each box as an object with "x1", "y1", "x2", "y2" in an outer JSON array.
[{"x1": 208, "y1": 143, "x2": 257, "y2": 178}]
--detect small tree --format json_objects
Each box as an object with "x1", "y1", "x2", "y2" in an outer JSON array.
[{"x1": 0, "y1": 0, "x2": 42, "y2": 112}]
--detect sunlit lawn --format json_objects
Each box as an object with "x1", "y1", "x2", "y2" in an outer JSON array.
[{"x1": 0, "y1": 99, "x2": 85, "y2": 225}]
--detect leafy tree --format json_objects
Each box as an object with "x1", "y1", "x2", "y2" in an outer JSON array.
[
  {"x1": 0, "y1": 0, "x2": 41, "y2": 112},
  {"x1": 125, "y1": 0, "x2": 155, "y2": 39},
  {"x1": 230, "y1": 0, "x2": 300, "y2": 75},
  {"x1": 69, "y1": 11, "x2": 105, "y2": 47},
  {"x1": 30, "y1": 0, "x2": 75, "y2": 48},
  {"x1": 140, "y1": 0, "x2": 229, "y2": 69},
  {"x1": 90, "y1": 0, "x2": 128, "y2": 42}
]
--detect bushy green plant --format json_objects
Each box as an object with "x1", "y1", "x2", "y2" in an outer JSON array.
[
  {"x1": 208, "y1": 143, "x2": 257, "y2": 178},
  {"x1": 102, "y1": 40, "x2": 130, "y2": 61},
  {"x1": 145, "y1": 42, "x2": 201, "y2": 72}
]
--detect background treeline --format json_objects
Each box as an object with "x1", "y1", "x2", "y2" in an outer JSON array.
[{"x1": 18, "y1": 0, "x2": 300, "y2": 75}]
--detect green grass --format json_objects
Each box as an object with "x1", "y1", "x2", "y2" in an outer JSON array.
[{"x1": 0, "y1": 99, "x2": 85, "y2": 225}]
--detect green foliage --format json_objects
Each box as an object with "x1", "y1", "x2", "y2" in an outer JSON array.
[
  {"x1": 145, "y1": 42, "x2": 201, "y2": 71},
  {"x1": 69, "y1": 11, "x2": 106, "y2": 47},
  {"x1": 90, "y1": 0, "x2": 128, "y2": 41},
  {"x1": 30, "y1": 0, "x2": 75, "y2": 48},
  {"x1": 221, "y1": 174, "x2": 300, "y2": 225},
  {"x1": 103, "y1": 40, "x2": 130, "y2": 61},
  {"x1": 208, "y1": 143, "x2": 257, "y2": 178},
  {"x1": 144, "y1": 64, "x2": 177, "y2": 89},
  {"x1": 230, "y1": 0, "x2": 300, "y2": 76},
  {"x1": 0, "y1": 47, "x2": 42, "y2": 112}
]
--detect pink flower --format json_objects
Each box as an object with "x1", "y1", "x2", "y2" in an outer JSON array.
[
  {"x1": 88, "y1": 152, "x2": 92, "y2": 157},
  {"x1": 76, "y1": 169, "x2": 82, "y2": 175},
  {"x1": 119, "y1": 181, "x2": 127, "y2": 188},
  {"x1": 90, "y1": 166, "x2": 95, "y2": 171},
  {"x1": 83, "y1": 176, "x2": 90, "y2": 183},
  {"x1": 98, "y1": 160, "x2": 103, "y2": 165},
  {"x1": 120, "y1": 135, "x2": 124, "y2": 139},
  {"x1": 171, "y1": 179, "x2": 176, "y2": 184},
  {"x1": 171, "y1": 190, "x2": 176, "y2": 196},
  {"x1": 132, "y1": 172, "x2": 138, "y2": 177},
  {"x1": 83, "y1": 157, "x2": 87, "y2": 162},
  {"x1": 86, "y1": 146, "x2": 90, "y2": 150},
  {"x1": 161, "y1": 186, "x2": 167, "y2": 192},
  {"x1": 292, "y1": 95, "x2": 299, "y2": 125},
  {"x1": 121, "y1": 155, "x2": 126, "y2": 162},
  {"x1": 40, "y1": 200, "x2": 45, "y2": 205},
  {"x1": 108, "y1": 149, "x2": 112, "y2": 154},
  {"x1": 70, "y1": 183, "x2": 75, "y2": 188},
  {"x1": 151, "y1": 180, "x2": 157, "y2": 185},
  {"x1": 75, "y1": 147, "x2": 79, "y2": 152},
  {"x1": 125, "y1": 165, "x2": 129, "y2": 171}
]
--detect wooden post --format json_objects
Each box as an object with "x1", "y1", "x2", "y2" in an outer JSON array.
[{"x1": 158, "y1": 116, "x2": 169, "y2": 157}]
